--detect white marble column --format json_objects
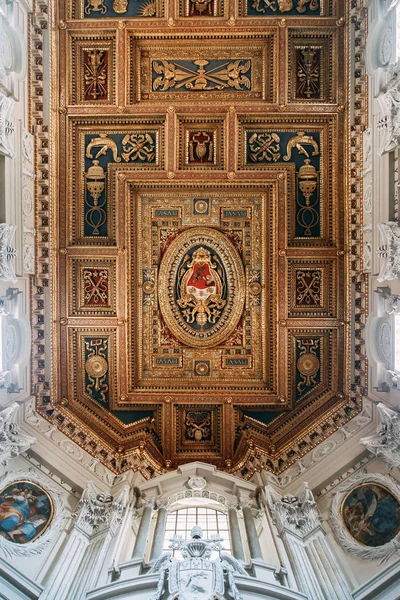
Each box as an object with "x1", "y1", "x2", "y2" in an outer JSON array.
[
  {"x1": 131, "y1": 498, "x2": 154, "y2": 559},
  {"x1": 265, "y1": 483, "x2": 352, "y2": 600},
  {"x1": 227, "y1": 501, "x2": 245, "y2": 562},
  {"x1": 40, "y1": 481, "x2": 129, "y2": 600},
  {"x1": 150, "y1": 501, "x2": 168, "y2": 561},
  {"x1": 241, "y1": 501, "x2": 263, "y2": 560}
]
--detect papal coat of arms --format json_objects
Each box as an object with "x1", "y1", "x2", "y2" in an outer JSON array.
[
  {"x1": 177, "y1": 246, "x2": 226, "y2": 328},
  {"x1": 150, "y1": 525, "x2": 246, "y2": 600},
  {"x1": 158, "y1": 228, "x2": 245, "y2": 348}
]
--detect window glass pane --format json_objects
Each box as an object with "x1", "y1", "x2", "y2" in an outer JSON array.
[{"x1": 162, "y1": 507, "x2": 231, "y2": 556}]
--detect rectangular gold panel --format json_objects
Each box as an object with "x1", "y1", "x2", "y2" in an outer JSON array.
[
  {"x1": 69, "y1": 257, "x2": 117, "y2": 316},
  {"x1": 127, "y1": 184, "x2": 279, "y2": 398},
  {"x1": 69, "y1": 32, "x2": 116, "y2": 105},
  {"x1": 130, "y1": 36, "x2": 275, "y2": 103}
]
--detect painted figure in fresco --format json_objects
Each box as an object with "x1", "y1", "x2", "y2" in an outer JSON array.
[
  {"x1": 177, "y1": 247, "x2": 226, "y2": 328},
  {"x1": 0, "y1": 483, "x2": 52, "y2": 544},
  {"x1": 343, "y1": 484, "x2": 400, "y2": 547}
]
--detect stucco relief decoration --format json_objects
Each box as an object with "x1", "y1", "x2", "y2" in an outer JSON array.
[
  {"x1": 265, "y1": 482, "x2": 322, "y2": 536},
  {"x1": 0, "y1": 92, "x2": 15, "y2": 158},
  {"x1": 377, "y1": 77, "x2": 400, "y2": 154},
  {"x1": 330, "y1": 472, "x2": 400, "y2": 561},
  {"x1": 158, "y1": 228, "x2": 245, "y2": 348},
  {"x1": 0, "y1": 470, "x2": 64, "y2": 558},
  {"x1": 0, "y1": 223, "x2": 17, "y2": 283},
  {"x1": 73, "y1": 481, "x2": 129, "y2": 537},
  {"x1": 379, "y1": 24, "x2": 393, "y2": 68},
  {"x1": 360, "y1": 403, "x2": 400, "y2": 470},
  {"x1": 0, "y1": 404, "x2": 36, "y2": 466},
  {"x1": 0, "y1": 7, "x2": 26, "y2": 96},
  {"x1": 377, "y1": 221, "x2": 400, "y2": 281},
  {"x1": 188, "y1": 476, "x2": 207, "y2": 491},
  {"x1": 149, "y1": 525, "x2": 247, "y2": 600}
]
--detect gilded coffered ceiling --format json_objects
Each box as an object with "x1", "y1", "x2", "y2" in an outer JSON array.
[{"x1": 32, "y1": 0, "x2": 367, "y2": 479}]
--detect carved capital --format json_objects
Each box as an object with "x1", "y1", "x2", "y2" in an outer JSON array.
[
  {"x1": 226, "y1": 498, "x2": 240, "y2": 510},
  {"x1": 360, "y1": 402, "x2": 400, "y2": 469},
  {"x1": 0, "y1": 92, "x2": 15, "y2": 158},
  {"x1": 156, "y1": 498, "x2": 168, "y2": 511},
  {"x1": 265, "y1": 483, "x2": 322, "y2": 536},
  {"x1": 377, "y1": 222, "x2": 400, "y2": 282},
  {"x1": 0, "y1": 403, "x2": 36, "y2": 465},
  {"x1": 73, "y1": 481, "x2": 129, "y2": 537}
]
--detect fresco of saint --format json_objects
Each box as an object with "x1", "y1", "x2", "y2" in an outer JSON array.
[
  {"x1": 342, "y1": 483, "x2": 400, "y2": 547},
  {"x1": 0, "y1": 481, "x2": 53, "y2": 544}
]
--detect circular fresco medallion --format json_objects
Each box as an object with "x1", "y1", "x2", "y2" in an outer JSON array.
[
  {"x1": 0, "y1": 480, "x2": 54, "y2": 544},
  {"x1": 341, "y1": 483, "x2": 400, "y2": 547},
  {"x1": 158, "y1": 228, "x2": 245, "y2": 348}
]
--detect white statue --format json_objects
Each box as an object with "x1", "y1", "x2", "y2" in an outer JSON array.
[{"x1": 150, "y1": 524, "x2": 247, "y2": 600}]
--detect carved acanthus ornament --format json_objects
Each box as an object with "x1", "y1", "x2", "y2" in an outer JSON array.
[
  {"x1": 378, "y1": 74, "x2": 400, "y2": 154},
  {"x1": 377, "y1": 221, "x2": 400, "y2": 282},
  {"x1": 0, "y1": 403, "x2": 36, "y2": 466},
  {"x1": 0, "y1": 91, "x2": 15, "y2": 158},
  {"x1": 73, "y1": 481, "x2": 129, "y2": 537},
  {"x1": 0, "y1": 223, "x2": 17, "y2": 283},
  {"x1": 265, "y1": 483, "x2": 322, "y2": 536},
  {"x1": 360, "y1": 403, "x2": 400, "y2": 469}
]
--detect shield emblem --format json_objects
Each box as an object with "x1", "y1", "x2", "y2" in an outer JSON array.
[{"x1": 169, "y1": 558, "x2": 223, "y2": 600}]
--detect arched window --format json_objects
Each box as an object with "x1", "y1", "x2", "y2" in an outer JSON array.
[{"x1": 163, "y1": 506, "x2": 232, "y2": 559}]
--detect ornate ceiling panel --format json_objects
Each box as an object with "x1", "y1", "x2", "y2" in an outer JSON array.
[{"x1": 32, "y1": 0, "x2": 367, "y2": 479}]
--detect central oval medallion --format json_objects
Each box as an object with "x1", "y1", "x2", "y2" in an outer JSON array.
[{"x1": 158, "y1": 228, "x2": 245, "y2": 348}]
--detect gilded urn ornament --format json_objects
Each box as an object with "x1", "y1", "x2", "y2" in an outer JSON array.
[{"x1": 158, "y1": 228, "x2": 245, "y2": 348}]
